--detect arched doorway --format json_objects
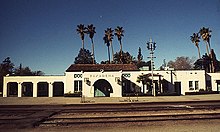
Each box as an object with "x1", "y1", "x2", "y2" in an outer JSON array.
[
  {"x1": 53, "y1": 82, "x2": 64, "y2": 97},
  {"x1": 37, "y1": 82, "x2": 49, "y2": 97},
  {"x1": 22, "y1": 82, "x2": 33, "y2": 97},
  {"x1": 93, "y1": 79, "x2": 113, "y2": 97},
  {"x1": 7, "y1": 82, "x2": 18, "y2": 97}
]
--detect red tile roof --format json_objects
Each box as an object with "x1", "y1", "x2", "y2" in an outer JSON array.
[{"x1": 66, "y1": 64, "x2": 139, "y2": 72}]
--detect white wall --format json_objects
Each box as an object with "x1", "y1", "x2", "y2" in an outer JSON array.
[
  {"x1": 82, "y1": 71, "x2": 122, "y2": 97},
  {"x1": 207, "y1": 73, "x2": 220, "y2": 91},
  {"x1": 3, "y1": 75, "x2": 65, "y2": 97},
  {"x1": 174, "y1": 70, "x2": 206, "y2": 95},
  {"x1": 4, "y1": 69, "x2": 218, "y2": 97}
]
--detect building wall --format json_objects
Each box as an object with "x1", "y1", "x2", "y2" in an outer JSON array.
[
  {"x1": 174, "y1": 70, "x2": 206, "y2": 94},
  {"x1": 3, "y1": 70, "x2": 219, "y2": 97},
  {"x1": 207, "y1": 73, "x2": 220, "y2": 91},
  {"x1": 122, "y1": 70, "x2": 206, "y2": 95},
  {"x1": 3, "y1": 75, "x2": 65, "y2": 97},
  {"x1": 83, "y1": 71, "x2": 122, "y2": 97}
]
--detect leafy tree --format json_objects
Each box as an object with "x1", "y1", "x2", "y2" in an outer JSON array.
[
  {"x1": 194, "y1": 50, "x2": 220, "y2": 73},
  {"x1": 167, "y1": 56, "x2": 194, "y2": 70},
  {"x1": 137, "y1": 47, "x2": 143, "y2": 63},
  {"x1": 14, "y1": 64, "x2": 33, "y2": 76},
  {"x1": 190, "y1": 33, "x2": 201, "y2": 59},
  {"x1": 113, "y1": 51, "x2": 135, "y2": 64},
  {"x1": 133, "y1": 47, "x2": 151, "y2": 69},
  {"x1": 136, "y1": 74, "x2": 152, "y2": 94},
  {"x1": 115, "y1": 26, "x2": 124, "y2": 63},
  {"x1": 211, "y1": 49, "x2": 220, "y2": 72},
  {"x1": 87, "y1": 24, "x2": 96, "y2": 64},
  {"x1": 194, "y1": 54, "x2": 210, "y2": 72},
  {"x1": 0, "y1": 57, "x2": 14, "y2": 76},
  {"x1": 0, "y1": 57, "x2": 44, "y2": 94},
  {"x1": 74, "y1": 48, "x2": 95, "y2": 64},
  {"x1": 0, "y1": 57, "x2": 14, "y2": 94},
  {"x1": 13, "y1": 64, "x2": 44, "y2": 76}
]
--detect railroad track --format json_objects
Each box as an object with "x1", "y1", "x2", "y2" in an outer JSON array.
[
  {"x1": 36, "y1": 101, "x2": 220, "y2": 127},
  {"x1": 39, "y1": 112, "x2": 220, "y2": 126},
  {"x1": 1, "y1": 100, "x2": 220, "y2": 128}
]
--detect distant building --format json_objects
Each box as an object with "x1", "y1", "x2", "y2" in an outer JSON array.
[{"x1": 3, "y1": 64, "x2": 220, "y2": 97}]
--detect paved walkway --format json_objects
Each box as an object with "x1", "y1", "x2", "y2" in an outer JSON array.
[{"x1": 0, "y1": 94, "x2": 220, "y2": 105}]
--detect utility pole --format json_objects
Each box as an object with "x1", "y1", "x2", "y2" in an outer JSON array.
[{"x1": 147, "y1": 38, "x2": 156, "y2": 96}]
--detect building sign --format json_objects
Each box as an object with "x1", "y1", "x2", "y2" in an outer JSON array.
[
  {"x1": 74, "y1": 74, "x2": 82, "y2": 78},
  {"x1": 90, "y1": 74, "x2": 115, "y2": 78},
  {"x1": 122, "y1": 73, "x2": 131, "y2": 78}
]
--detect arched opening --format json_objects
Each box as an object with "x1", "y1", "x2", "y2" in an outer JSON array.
[
  {"x1": 53, "y1": 82, "x2": 64, "y2": 97},
  {"x1": 7, "y1": 82, "x2": 18, "y2": 97},
  {"x1": 22, "y1": 82, "x2": 33, "y2": 97},
  {"x1": 37, "y1": 82, "x2": 48, "y2": 97},
  {"x1": 93, "y1": 79, "x2": 113, "y2": 97}
]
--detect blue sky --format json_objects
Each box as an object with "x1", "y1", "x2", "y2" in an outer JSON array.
[{"x1": 0, "y1": 0, "x2": 219, "y2": 75}]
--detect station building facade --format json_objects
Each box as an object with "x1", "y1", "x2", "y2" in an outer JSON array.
[{"x1": 3, "y1": 64, "x2": 220, "y2": 97}]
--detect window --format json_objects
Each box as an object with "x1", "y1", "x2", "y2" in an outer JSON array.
[
  {"x1": 189, "y1": 81, "x2": 194, "y2": 90},
  {"x1": 74, "y1": 80, "x2": 82, "y2": 92},
  {"x1": 195, "y1": 81, "x2": 199, "y2": 90}
]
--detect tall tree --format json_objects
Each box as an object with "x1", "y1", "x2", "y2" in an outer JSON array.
[
  {"x1": 0, "y1": 57, "x2": 14, "y2": 94},
  {"x1": 103, "y1": 34, "x2": 111, "y2": 63},
  {"x1": 199, "y1": 27, "x2": 212, "y2": 55},
  {"x1": 167, "y1": 56, "x2": 194, "y2": 70},
  {"x1": 0, "y1": 57, "x2": 14, "y2": 76},
  {"x1": 113, "y1": 51, "x2": 134, "y2": 64},
  {"x1": 115, "y1": 26, "x2": 124, "y2": 63},
  {"x1": 137, "y1": 47, "x2": 143, "y2": 63},
  {"x1": 14, "y1": 64, "x2": 33, "y2": 76},
  {"x1": 76, "y1": 24, "x2": 87, "y2": 50},
  {"x1": 87, "y1": 24, "x2": 96, "y2": 64},
  {"x1": 199, "y1": 27, "x2": 213, "y2": 72},
  {"x1": 190, "y1": 33, "x2": 201, "y2": 59},
  {"x1": 194, "y1": 54, "x2": 211, "y2": 72},
  {"x1": 74, "y1": 48, "x2": 94, "y2": 64},
  {"x1": 104, "y1": 28, "x2": 114, "y2": 63}
]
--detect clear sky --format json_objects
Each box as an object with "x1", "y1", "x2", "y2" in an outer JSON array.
[{"x1": 0, "y1": 0, "x2": 219, "y2": 75}]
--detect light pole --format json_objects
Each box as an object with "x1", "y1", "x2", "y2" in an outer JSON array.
[{"x1": 147, "y1": 38, "x2": 156, "y2": 96}]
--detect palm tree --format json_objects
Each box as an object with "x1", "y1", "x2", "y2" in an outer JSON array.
[
  {"x1": 115, "y1": 26, "x2": 124, "y2": 63},
  {"x1": 76, "y1": 24, "x2": 87, "y2": 50},
  {"x1": 87, "y1": 24, "x2": 96, "y2": 64},
  {"x1": 190, "y1": 33, "x2": 201, "y2": 59},
  {"x1": 103, "y1": 35, "x2": 111, "y2": 63},
  {"x1": 199, "y1": 27, "x2": 212, "y2": 55},
  {"x1": 104, "y1": 28, "x2": 114, "y2": 63},
  {"x1": 199, "y1": 27, "x2": 213, "y2": 72}
]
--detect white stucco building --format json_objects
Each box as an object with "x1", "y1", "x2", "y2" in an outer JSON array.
[{"x1": 3, "y1": 64, "x2": 220, "y2": 97}]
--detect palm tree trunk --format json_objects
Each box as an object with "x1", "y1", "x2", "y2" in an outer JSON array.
[
  {"x1": 120, "y1": 40, "x2": 123, "y2": 64},
  {"x1": 91, "y1": 39, "x2": 95, "y2": 64},
  {"x1": 205, "y1": 41, "x2": 213, "y2": 72},
  {"x1": 82, "y1": 39, "x2": 85, "y2": 62},
  {"x1": 208, "y1": 41, "x2": 214, "y2": 72},
  {"x1": 107, "y1": 46, "x2": 110, "y2": 63},
  {"x1": 205, "y1": 41, "x2": 210, "y2": 55},
  {"x1": 207, "y1": 39, "x2": 211, "y2": 52},
  {"x1": 82, "y1": 39, "x2": 84, "y2": 50},
  {"x1": 196, "y1": 45, "x2": 201, "y2": 59},
  {"x1": 110, "y1": 41, "x2": 114, "y2": 63}
]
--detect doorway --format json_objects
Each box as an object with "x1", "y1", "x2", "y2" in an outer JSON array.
[{"x1": 93, "y1": 79, "x2": 113, "y2": 97}]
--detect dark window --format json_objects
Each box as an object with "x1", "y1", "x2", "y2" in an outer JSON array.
[
  {"x1": 74, "y1": 80, "x2": 82, "y2": 92},
  {"x1": 195, "y1": 81, "x2": 199, "y2": 90},
  {"x1": 189, "y1": 81, "x2": 194, "y2": 90}
]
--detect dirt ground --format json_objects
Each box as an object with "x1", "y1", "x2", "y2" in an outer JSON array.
[{"x1": 4, "y1": 119, "x2": 219, "y2": 132}]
